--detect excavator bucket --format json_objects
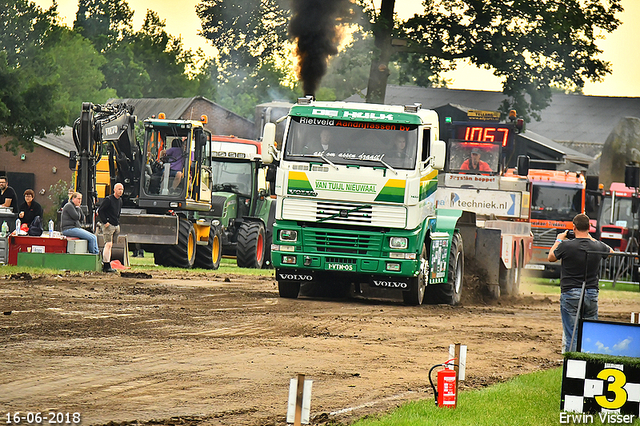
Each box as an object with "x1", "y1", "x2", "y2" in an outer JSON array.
[{"x1": 119, "y1": 214, "x2": 179, "y2": 245}]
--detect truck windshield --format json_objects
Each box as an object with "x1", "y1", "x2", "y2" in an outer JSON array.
[
  {"x1": 142, "y1": 127, "x2": 191, "y2": 196},
  {"x1": 599, "y1": 197, "x2": 636, "y2": 229},
  {"x1": 211, "y1": 160, "x2": 252, "y2": 196},
  {"x1": 283, "y1": 118, "x2": 418, "y2": 169},
  {"x1": 447, "y1": 140, "x2": 500, "y2": 174},
  {"x1": 531, "y1": 185, "x2": 583, "y2": 221}
]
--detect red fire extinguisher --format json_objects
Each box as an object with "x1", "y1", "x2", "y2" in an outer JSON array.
[{"x1": 429, "y1": 358, "x2": 457, "y2": 408}]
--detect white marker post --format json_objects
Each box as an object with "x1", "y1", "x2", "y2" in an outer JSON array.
[
  {"x1": 449, "y1": 343, "x2": 467, "y2": 387},
  {"x1": 632, "y1": 312, "x2": 640, "y2": 324},
  {"x1": 287, "y1": 373, "x2": 313, "y2": 425}
]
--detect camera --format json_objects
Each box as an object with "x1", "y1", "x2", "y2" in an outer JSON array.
[{"x1": 565, "y1": 230, "x2": 575, "y2": 239}]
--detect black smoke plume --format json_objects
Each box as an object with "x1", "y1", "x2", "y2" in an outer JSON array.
[{"x1": 289, "y1": 0, "x2": 352, "y2": 97}]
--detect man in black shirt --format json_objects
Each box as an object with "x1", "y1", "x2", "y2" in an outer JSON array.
[
  {"x1": 98, "y1": 183, "x2": 124, "y2": 273},
  {"x1": 0, "y1": 176, "x2": 18, "y2": 214},
  {"x1": 548, "y1": 213, "x2": 613, "y2": 352}
]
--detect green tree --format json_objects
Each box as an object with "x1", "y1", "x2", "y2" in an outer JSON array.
[
  {"x1": 215, "y1": 58, "x2": 298, "y2": 119},
  {"x1": 42, "y1": 26, "x2": 117, "y2": 123},
  {"x1": 196, "y1": 0, "x2": 299, "y2": 115},
  {"x1": 73, "y1": 0, "x2": 133, "y2": 52},
  {"x1": 196, "y1": 0, "x2": 291, "y2": 73},
  {"x1": 367, "y1": 0, "x2": 623, "y2": 121},
  {"x1": 127, "y1": 10, "x2": 200, "y2": 98},
  {"x1": 0, "y1": 0, "x2": 68, "y2": 152}
]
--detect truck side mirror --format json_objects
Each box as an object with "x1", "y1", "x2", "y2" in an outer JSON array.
[
  {"x1": 261, "y1": 123, "x2": 276, "y2": 164},
  {"x1": 68, "y1": 151, "x2": 77, "y2": 170},
  {"x1": 585, "y1": 194, "x2": 597, "y2": 216},
  {"x1": 266, "y1": 164, "x2": 277, "y2": 196},
  {"x1": 625, "y1": 164, "x2": 640, "y2": 189},
  {"x1": 429, "y1": 140, "x2": 446, "y2": 170},
  {"x1": 516, "y1": 155, "x2": 530, "y2": 176}
]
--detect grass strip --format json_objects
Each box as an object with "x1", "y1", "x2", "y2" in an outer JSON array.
[{"x1": 351, "y1": 367, "x2": 640, "y2": 426}]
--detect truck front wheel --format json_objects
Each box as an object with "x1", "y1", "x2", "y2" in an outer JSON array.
[
  {"x1": 278, "y1": 281, "x2": 300, "y2": 298},
  {"x1": 426, "y1": 231, "x2": 463, "y2": 305},
  {"x1": 403, "y1": 243, "x2": 428, "y2": 305}
]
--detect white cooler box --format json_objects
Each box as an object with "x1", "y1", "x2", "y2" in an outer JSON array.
[{"x1": 67, "y1": 238, "x2": 88, "y2": 254}]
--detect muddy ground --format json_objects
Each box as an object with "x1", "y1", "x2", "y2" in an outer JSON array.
[{"x1": 1, "y1": 269, "x2": 638, "y2": 426}]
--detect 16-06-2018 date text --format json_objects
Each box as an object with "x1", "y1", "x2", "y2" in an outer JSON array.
[{"x1": 5, "y1": 413, "x2": 81, "y2": 425}]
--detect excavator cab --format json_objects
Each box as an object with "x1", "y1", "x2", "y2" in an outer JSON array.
[{"x1": 138, "y1": 117, "x2": 212, "y2": 212}]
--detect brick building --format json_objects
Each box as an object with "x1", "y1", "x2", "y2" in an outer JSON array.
[{"x1": 0, "y1": 127, "x2": 76, "y2": 221}]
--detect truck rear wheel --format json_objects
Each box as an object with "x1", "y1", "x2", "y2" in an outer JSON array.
[
  {"x1": 194, "y1": 225, "x2": 222, "y2": 270},
  {"x1": 278, "y1": 281, "x2": 300, "y2": 298},
  {"x1": 237, "y1": 221, "x2": 265, "y2": 268},
  {"x1": 426, "y1": 232, "x2": 463, "y2": 305},
  {"x1": 403, "y1": 243, "x2": 428, "y2": 305},
  {"x1": 154, "y1": 218, "x2": 196, "y2": 268},
  {"x1": 499, "y1": 245, "x2": 522, "y2": 296},
  {"x1": 513, "y1": 248, "x2": 523, "y2": 294}
]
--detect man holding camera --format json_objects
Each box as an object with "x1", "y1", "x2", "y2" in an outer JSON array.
[{"x1": 548, "y1": 213, "x2": 613, "y2": 353}]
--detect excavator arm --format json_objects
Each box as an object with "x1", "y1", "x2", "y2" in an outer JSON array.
[{"x1": 70, "y1": 102, "x2": 138, "y2": 227}]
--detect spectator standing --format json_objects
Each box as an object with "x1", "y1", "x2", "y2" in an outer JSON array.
[
  {"x1": 548, "y1": 213, "x2": 614, "y2": 353},
  {"x1": 18, "y1": 189, "x2": 43, "y2": 228},
  {"x1": 61, "y1": 192, "x2": 99, "y2": 255},
  {"x1": 98, "y1": 183, "x2": 124, "y2": 273}
]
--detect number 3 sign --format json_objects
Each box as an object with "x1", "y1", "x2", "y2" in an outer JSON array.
[{"x1": 561, "y1": 357, "x2": 640, "y2": 415}]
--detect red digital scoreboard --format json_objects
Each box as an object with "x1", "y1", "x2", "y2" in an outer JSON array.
[{"x1": 453, "y1": 123, "x2": 513, "y2": 147}]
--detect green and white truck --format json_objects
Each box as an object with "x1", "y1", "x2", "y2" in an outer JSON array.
[{"x1": 261, "y1": 98, "x2": 484, "y2": 305}]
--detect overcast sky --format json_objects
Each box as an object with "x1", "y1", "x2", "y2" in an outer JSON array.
[{"x1": 36, "y1": 0, "x2": 640, "y2": 98}]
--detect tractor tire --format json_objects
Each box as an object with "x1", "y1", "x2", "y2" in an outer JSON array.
[
  {"x1": 426, "y1": 231, "x2": 463, "y2": 305},
  {"x1": 403, "y1": 243, "x2": 428, "y2": 306},
  {"x1": 194, "y1": 225, "x2": 222, "y2": 270},
  {"x1": 236, "y1": 221, "x2": 266, "y2": 268},
  {"x1": 278, "y1": 281, "x2": 300, "y2": 299},
  {"x1": 154, "y1": 218, "x2": 196, "y2": 268}
]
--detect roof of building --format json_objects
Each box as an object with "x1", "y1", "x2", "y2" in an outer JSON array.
[
  {"x1": 34, "y1": 126, "x2": 75, "y2": 157},
  {"x1": 107, "y1": 96, "x2": 252, "y2": 123},
  {"x1": 345, "y1": 85, "x2": 640, "y2": 145},
  {"x1": 518, "y1": 130, "x2": 594, "y2": 169}
]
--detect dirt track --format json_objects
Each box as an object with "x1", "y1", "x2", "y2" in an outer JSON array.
[{"x1": 1, "y1": 269, "x2": 637, "y2": 426}]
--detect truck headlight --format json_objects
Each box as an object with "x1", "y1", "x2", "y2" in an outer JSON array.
[
  {"x1": 280, "y1": 229, "x2": 298, "y2": 242},
  {"x1": 389, "y1": 237, "x2": 408, "y2": 249},
  {"x1": 282, "y1": 255, "x2": 297, "y2": 264},
  {"x1": 386, "y1": 262, "x2": 401, "y2": 271}
]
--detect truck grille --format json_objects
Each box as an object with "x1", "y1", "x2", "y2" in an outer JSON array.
[
  {"x1": 531, "y1": 227, "x2": 558, "y2": 247},
  {"x1": 305, "y1": 231, "x2": 382, "y2": 256},
  {"x1": 282, "y1": 198, "x2": 406, "y2": 228}
]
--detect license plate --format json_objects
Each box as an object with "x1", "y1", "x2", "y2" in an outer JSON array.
[
  {"x1": 326, "y1": 263, "x2": 354, "y2": 271},
  {"x1": 524, "y1": 264, "x2": 545, "y2": 271}
]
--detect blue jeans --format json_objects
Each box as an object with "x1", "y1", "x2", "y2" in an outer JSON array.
[
  {"x1": 62, "y1": 228, "x2": 100, "y2": 255},
  {"x1": 560, "y1": 288, "x2": 598, "y2": 353}
]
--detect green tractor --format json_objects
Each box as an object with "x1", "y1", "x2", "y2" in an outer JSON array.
[{"x1": 210, "y1": 136, "x2": 276, "y2": 268}]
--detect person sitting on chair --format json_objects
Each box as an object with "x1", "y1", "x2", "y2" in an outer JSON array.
[
  {"x1": 19, "y1": 189, "x2": 43, "y2": 229},
  {"x1": 161, "y1": 139, "x2": 187, "y2": 191}
]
